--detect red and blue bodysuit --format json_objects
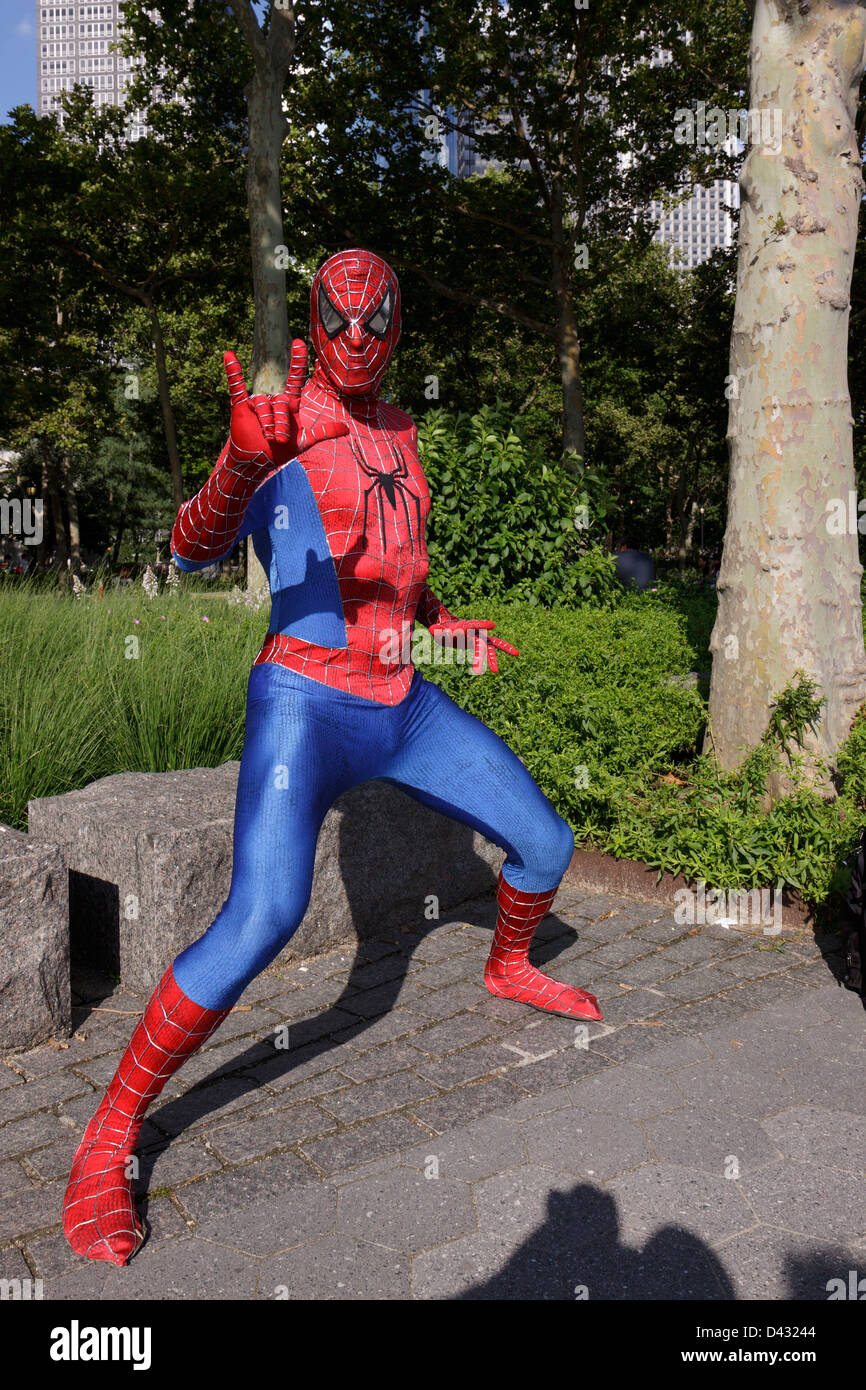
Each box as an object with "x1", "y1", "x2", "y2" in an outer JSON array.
[{"x1": 63, "y1": 250, "x2": 602, "y2": 1268}]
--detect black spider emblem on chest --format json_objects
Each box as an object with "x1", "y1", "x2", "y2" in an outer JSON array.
[{"x1": 350, "y1": 435, "x2": 423, "y2": 556}]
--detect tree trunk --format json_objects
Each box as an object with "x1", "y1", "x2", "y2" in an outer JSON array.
[
  {"x1": 550, "y1": 182, "x2": 585, "y2": 469},
  {"x1": 46, "y1": 454, "x2": 70, "y2": 588},
  {"x1": 246, "y1": 68, "x2": 290, "y2": 396},
  {"x1": 62, "y1": 454, "x2": 82, "y2": 575},
  {"x1": 705, "y1": 0, "x2": 866, "y2": 798},
  {"x1": 227, "y1": 2, "x2": 296, "y2": 596},
  {"x1": 144, "y1": 295, "x2": 185, "y2": 512}
]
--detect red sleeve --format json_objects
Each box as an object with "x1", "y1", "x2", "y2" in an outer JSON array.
[
  {"x1": 415, "y1": 585, "x2": 456, "y2": 628},
  {"x1": 170, "y1": 438, "x2": 273, "y2": 568}
]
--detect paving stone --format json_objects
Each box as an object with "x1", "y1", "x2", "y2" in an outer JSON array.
[
  {"x1": 662, "y1": 995, "x2": 751, "y2": 1034},
  {"x1": 606, "y1": 1162, "x2": 754, "y2": 1244},
  {"x1": 586, "y1": 1022, "x2": 683, "y2": 1064},
  {"x1": 412, "y1": 1229, "x2": 569, "y2": 1300},
  {"x1": 467, "y1": 992, "x2": 534, "y2": 1024},
  {"x1": 782, "y1": 1059, "x2": 866, "y2": 1116},
  {"x1": 412, "y1": 1013, "x2": 501, "y2": 1056},
  {"x1": 136, "y1": 1193, "x2": 191, "y2": 1247},
  {"x1": 97, "y1": 1233, "x2": 260, "y2": 1298},
  {"x1": 473, "y1": 1163, "x2": 602, "y2": 1241},
  {"x1": 318, "y1": 1071, "x2": 436, "y2": 1125},
  {"x1": 169, "y1": 1037, "x2": 275, "y2": 1089},
  {"x1": 568, "y1": 1061, "x2": 687, "y2": 1121},
  {"x1": 259, "y1": 1234, "x2": 410, "y2": 1299},
  {"x1": 0, "y1": 1246, "x2": 33, "y2": 1284},
  {"x1": 723, "y1": 974, "x2": 811, "y2": 1013},
  {"x1": 412, "y1": 1043, "x2": 514, "y2": 1091},
  {"x1": 0, "y1": 1073, "x2": 92, "y2": 1125},
  {"x1": 507, "y1": 1047, "x2": 612, "y2": 1097},
  {"x1": 207, "y1": 1103, "x2": 336, "y2": 1164},
  {"x1": 659, "y1": 933, "x2": 734, "y2": 965},
  {"x1": 760, "y1": 1106, "x2": 866, "y2": 1174},
  {"x1": 21, "y1": 1141, "x2": 80, "y2": 1184},
  {"x1": 400, "y1": 1115, "x2": 527, "y2": 1182},
  {"x1": 499, "y1": 1012, "x2": 593, "y2": 1056},
  {"x1": 0, "y1": 1068, "x2": 26, "y2": 1093},
  {"x1": 642, "y1": 1105, "x2": 781, "y2": 1176},
  {"x1": 236, "y1": 971, "x2": 293, "y2": 1004},
  {"x1": 408, "y1": 958, "x2": 477, "y2": 991},
  {"x1": 268, "y1": 1008, "x2": 359, "y2": 1049},
  {"x1": 338, "y1": 1042, "x2": 433, "y2": 1083},
  {"x1": 581, "y1": 939, "x2": 657, "y2": 968},
  {"x1": 715, "y1": 946, "x2": 804, "y2": 979},
  {"x1": 409, "y1": 931, "x2": 477, "y2": 963},
  {"x1": 301, "y1": 1114, "x2": 426, "y2": 1175},
  {"x1": 409, "y1": 1078, "x2": 525, "y2": 1135},
  {"x1": 241, "y1": 1040, "x2": 346, "y2": 1093},
  {"x1": 740, "y1": 1159, "x2": 866, "y2": 1243},
  {"x1": 506, "y1": 1088, "x2": 574, "y2": 1122},
  {"x1": 411, "y1": 982, "x2": 491, "y2": 1019},
  {"x1": 191, "y1": 1174, "x2": 337, "y2": 1258},
  {"x1": 583, "y1": 989, "x2": 670, "y2": 1026},
  {"x1": 137, "y1": 1137, "x2": 225, "y2": 1191},
  {"x1": 608, "y1": 954, "x2": 691, "y2": 988},
  {"x1": 675, "y1": 1058, "x2": 799, "y2": 1118},
  {"x1": 0, "y1": 1159, "x2": 33, "y2": 1196},
  {"x1": 179, "y1": 1149, "x2": 318, "y2": 1226},
  {"x1": 326, "y1": 1152, "x2": 402, "y2": 1186},
  {"x1": 521, "y1": 1107, "x2": 652, "y2": 1181},
  {"x1": 0, "y1": 1112, "x2": 72, "y2": 1159},
  {"x1": 39, "y1": 1259, "x2": 112, "y2": 1300},
  {"x1": 21, "y1": 1228, "x2": 91, "y2": 1280},
  {"x1": 338, "y1": 1167, "x2": 475, "y2": 1253},
  {"x1": 147, "y1": 1076, "x2": 271, "y2": 1138},
  {"x1": 627, "y1": 919, "x2": 683, "y2": 944},
  {"x1": 331, "y1": 1009, "x2": 430, "y2": 1049},
  {"x1": 712, "y1": 1227, "x2": 865, "y2": 1300},
  {"x1": 639, "y1": 1035, "x2": 713, "y2": 1072},
  {"x1": 268, "y1": 1072, "x2": 355, "y2": 1106},
  {"x1": 653, "y1": 968, "x2": 743, "y2": 1002},
  {"x1": 1, "y1": 1179, "x2": 64, "y2": 1239}
]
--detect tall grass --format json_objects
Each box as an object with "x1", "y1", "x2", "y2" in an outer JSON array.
[{"x1": 0, "y1": 581, "x2": 265, "y2": 829}]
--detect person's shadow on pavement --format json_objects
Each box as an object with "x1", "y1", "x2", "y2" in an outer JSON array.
[{"x1": 455, "y1": 1185, "x2": 736, "y2": 1300}]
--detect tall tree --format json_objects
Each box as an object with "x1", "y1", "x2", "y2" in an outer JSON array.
[{"x1": 707, "y1": 0, "x2": 866, "y2": 794}]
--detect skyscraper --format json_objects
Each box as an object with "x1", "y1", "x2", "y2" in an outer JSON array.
[
  {"x1": 36, "y1": 2, "x2": 147, "y2": 137},
  {"x1": 650, "y1": 176, "x2": 740, "y2": 270}
]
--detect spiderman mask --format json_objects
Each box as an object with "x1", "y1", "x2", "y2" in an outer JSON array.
[{"x1": 310, "y1": 249, "x2": 402, "y2": 397}]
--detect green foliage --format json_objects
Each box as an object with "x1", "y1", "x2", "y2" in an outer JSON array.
[
  {"x1": 1, "y1": 583, "x2": 863, "y2": 911},
  {"x1": 418, "y1": 404, "x2": 617, "y2": 607}
]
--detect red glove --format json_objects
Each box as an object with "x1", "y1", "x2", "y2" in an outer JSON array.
[
  {"x1": 172, "y1": 342, "x2": 348, "y2": 566},
  {"x1": 427, "y1": 610, "x2": 520, "y2": 675},
  {"x1": 224, "y1": 340, "x2": 349, "y2": 468}
]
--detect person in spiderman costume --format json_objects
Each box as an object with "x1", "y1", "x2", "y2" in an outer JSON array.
[{"x1": 63, "y1": 249, "x2": 602, "y2": 1267}]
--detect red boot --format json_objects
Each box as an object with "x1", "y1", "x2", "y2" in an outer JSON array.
[
  {"x1": 484, "y1": 870, "x2": 603, "y2": 1021},
  {"x1": 63, "y1": 965, "x2": 230, "y2": 1266}
]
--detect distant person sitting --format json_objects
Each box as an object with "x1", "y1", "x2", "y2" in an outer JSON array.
[{"x1": 614, "y1": 536, "x2": 655, "y2": 591}]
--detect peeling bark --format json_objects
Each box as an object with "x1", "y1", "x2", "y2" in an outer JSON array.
[{"x1": 706, "y1": 0, "x2": 866, "y2": 796}]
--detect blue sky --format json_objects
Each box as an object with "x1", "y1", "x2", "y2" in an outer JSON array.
[{"x1": 1, "y1": 0, "x2": 37, "y2": 119}]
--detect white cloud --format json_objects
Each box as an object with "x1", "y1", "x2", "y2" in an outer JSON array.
[{"x1": 15, "y1": 20, "x2": 34, "y2": 37}]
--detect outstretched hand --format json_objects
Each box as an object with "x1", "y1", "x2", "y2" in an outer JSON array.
[
  {"x1": 223, "y1": 340, "x2": 348, "y2": 467},
  {"x1": 427, "y1": 617, "x2": 520, "y2": 675}
]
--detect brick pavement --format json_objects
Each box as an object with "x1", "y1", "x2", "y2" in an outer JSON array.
[{"x1": 1, "y1": 885, "x2": 864, "y2": 1300}]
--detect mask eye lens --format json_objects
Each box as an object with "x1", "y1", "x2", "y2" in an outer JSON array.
[
  {"x1": 318, "y1": 285, "x2": 348, "y2": 339},
  {"x1": 364, "y1": 289, "x2": 392, "y2": 340}
]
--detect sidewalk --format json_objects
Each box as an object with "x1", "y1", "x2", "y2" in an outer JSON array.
[{"x1": 1, "y1": 884, "x2": 864, "y2": 1300}]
